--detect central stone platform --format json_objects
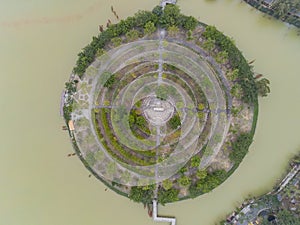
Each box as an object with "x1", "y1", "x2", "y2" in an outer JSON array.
[{"x1": 143, "y1": 97, "x2": 175, "y2": 126}]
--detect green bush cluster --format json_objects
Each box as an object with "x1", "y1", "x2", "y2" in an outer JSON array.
[
  {"x1": 178, "y1": 176, "x2": 191, "y2": 187},
  {"x1": 129, "y1": 186, "x2": 154, "y2": 204},
  {"x1": 168, "y1": 114, "x2": 181, "y2": 129},
  {"x1": 103, "y1": 74, "x2": 116, "y2": 88},
  {"x1": 189, "y1": 170, "x2": 227, "y2": 197},
  {"x1": 94, "y1": 109, "x2": 155, "y2": 166},
  {"x1": 203, "y1": 26, "x2": 258, "y2": 103},
  {"x1": 73, "y1": 5, "x2": 198, "y2": 77},
  {"x1": 229, "y1": 133, "x2": 253, "y2": 165},
  {"x1": 129, "y1": 108, "x2": 151, "y2": 137},
  {"x1": 158, "y1": 188, "x2": 179, "y2": 205}
]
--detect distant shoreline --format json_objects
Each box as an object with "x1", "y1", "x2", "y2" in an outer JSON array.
[{"x1": 243, "y1": 0, "x2": 300, "y2": 28}]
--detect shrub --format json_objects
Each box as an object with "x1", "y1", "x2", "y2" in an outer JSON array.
[
  {"x1": 203, "y1": 26, "x2": 258, "y2": 103},
  {"x1": 103, "y1": 74, "x2": 116, "y2": 88},
  {"x1": 168, "y1": 114, "x2": 181, "y2": 129},
  {"x1": 111, "y1": 37, "x2": 122, "y2": 47},
  {"x1": 191, "y1": 155, "x2": 201, "y2": 168},
  {"x1": 129, "y1": 186, "x2": 154, "y2": 204},
  {"x1": 144, "y1": 21, "x2": 156, "y2": 35},
  {"x1": 162, "y1": 179, "x2": 173, "y2": 190},
  {"x1": 158, "y1": 188, "x2": 179, "y2": 205},
  {"x1": 126, "y1": 29, "x2": 140, "y2": 41},
  {"x1": 178, "y1": 176, "x2": 191, "y2": 187},
  {"x1": 229, "y1": 133, "x2": 253, "y2": 165}
]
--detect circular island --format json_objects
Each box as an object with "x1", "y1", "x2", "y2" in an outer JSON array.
[{"x1": 62, "y1": 4, "x2": 262, "y2": 206}]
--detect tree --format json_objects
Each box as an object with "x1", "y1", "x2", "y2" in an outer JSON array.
[
  {"x1": 196, "y1": 173, "x2": 220, "y2": 193},
  {"x1": 179, "y1": 166, "x2": 187, "y2": 174},
  {"x1": 198, "y1": 111, "x2": 205, "y2": 120},
  {"x1": 129, "y1": 114, "x2": 135, "y2": 127},
  {"x1": 198, "y1": 103, "x2": 205, "y2": 111},
  {"x1": 202, "y1": 38, "x2": 215, "y2": 53},
  {"x1": 65, "y1": 81, "x2": 76, "y2": 93},
  {"x1": 231, "y1": 84, "x2": 243, "y2": 98},
  {"x1": 144, "y1": 21, "x2": 156, "y2": 35},
  {"x1": 152, "y1": 5, "x2": 163, "y2": 17},
  {"x1": 271, "y1": 0, "x2": 300, "y2": 19},
  {"x1": 111, "y1": 37, "x2": 122, "y2": 47},
  {"x1": 168, "y1": 114, "x2": 181, "y2": 129},
  {"x1": 162, "y1": 179, "x2": 173, "y2": 190},
  {"x1": 134, "y1": 10, "x2": 159, "y2": 27},
  {"x1": 227, "y1": 68, "x2": 239, "y2": 81},
  {"x1": 215, "y1": 51, "x2": 229, "y2": 64},
  {"x1": 181, "y1": 16, "x2": 198, "y2": 31},
  {"x1": 158, "y1": 188, "x2": 179, "y2": 205},
  {"x1": 277, "y1": 209, "x2": 300, "y2": 225},
  {"x1": 136, "y1": 115, "x2": 147, "y2": 127},
  {"x1": 159, "y1": 4, "x2": 181, "y2": 28},
  {"x1": 95, "y1": 48, "x2": 105, "y2": 58},
  {"x1": 191, "y1": 155, "x2": 201, "y2": 167},
  {"x1": 126, "y1": 29, "x2": 140, "y2": 41},
  {"x1": 103, "y1": 74, "x2": 115, "y2": 88},
  {"x1": 196, "y1": 169, "x2": 207, "y2": 180},
  {"x1": 129, "y1": 186, "x2": 154, "y2": 204},
  {"x1": 178, "y1": 176, "x2": 191, "y2": 187},
  {"x1": 203, "y1": 25, "x2": 258, "y2": 103},
  {"x1": 256, "y1": 78, "x2": 270, "y2": 97},
  {"x1": 229, "y1": 133, "x2": 253, "y2": 164},
  {"x1": 189, "y1": 183, "x2": 202, "y2": 197},
  {"x1": 187, "y1": 30, "x2": 193, "y2": 40},
  {"x1": 167, "y1": 25, "x2": 179, "y2": 36}
]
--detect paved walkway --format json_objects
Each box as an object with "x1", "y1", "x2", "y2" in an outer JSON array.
[
  {"x1": 157, "y1": 29, "x2": 165, "y2": 84},
  {"x1": 153, "y1": 200, "x2": 176, "y2": 225}
]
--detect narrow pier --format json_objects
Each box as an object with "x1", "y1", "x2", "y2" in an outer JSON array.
[
  {"x1": 152, "y1": 200, "x2": 176, "y2": 225},
  {"x1": 160, "y1": 0, "x2": 177, "y2": 9}
]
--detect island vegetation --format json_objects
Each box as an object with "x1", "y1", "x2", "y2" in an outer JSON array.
[{"x1": 63, "y1": 4, "x2": 269, "y2": 206}]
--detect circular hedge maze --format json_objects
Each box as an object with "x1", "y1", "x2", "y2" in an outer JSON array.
[{"x1": 63, "y1": 5, "x2": 259, "y2": 204}]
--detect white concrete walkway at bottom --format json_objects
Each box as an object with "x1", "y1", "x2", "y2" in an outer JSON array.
[{"x1": 152, "y1": 200, "x2": 176, "y2": 225}]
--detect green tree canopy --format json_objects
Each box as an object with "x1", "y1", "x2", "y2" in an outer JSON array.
[
  {"x1": 162, "y1": 179, "x2": 173, "y2": 190},
  {"x1": 178, "y1": 176, "x2": 191, "y2": 187},
  {"x1": 144, "y1": 21, "x2": 156, "y2": 35},
  {"x1": 191, "y1": 155, "x2": 201, "y2": 167},
  {"x1": 168, "y1": 114, "x2": 181, "y2": 129},
  {"x1": 159, "y1": 4, "x2": 181, "y2": 28},
  {"x1": 256, "y1": 78, "x2": 270, "y2": 97},
  {"x1": 196, "y1": 169, "x2": 207, "y2": 180},
  {"x1": 129, "y1": 186, "x2": 154, "y2": 204},
  {"x1": 158, "y1": 188, "x2": 179, "y2": 205}
]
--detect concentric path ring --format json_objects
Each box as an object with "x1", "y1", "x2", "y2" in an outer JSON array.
[{"x1": 71, "y1": 37, "x2": 231, "y2": 186}]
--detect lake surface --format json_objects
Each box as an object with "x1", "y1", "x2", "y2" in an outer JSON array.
[{"x1": 0, "y1": 0, "x2": 299, "y2": 225}]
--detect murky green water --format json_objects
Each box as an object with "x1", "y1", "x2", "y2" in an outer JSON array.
[{"x1": 0, "y1": 0, "x2": 299, "y2": 225}]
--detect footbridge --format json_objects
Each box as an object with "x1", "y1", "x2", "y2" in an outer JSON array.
[{"x1": 152, "y1": 200, "x2": 176, "y2": 225}]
